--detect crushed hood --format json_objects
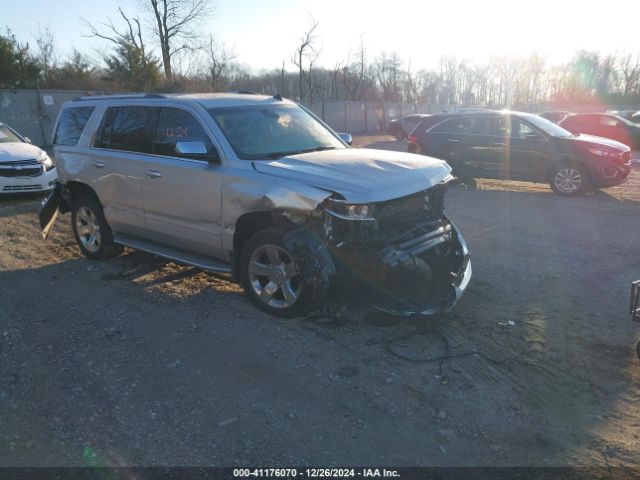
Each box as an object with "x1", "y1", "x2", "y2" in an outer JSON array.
[
  {"x1": 0, "y1": 142, "x2": 44, "y2": 162},
  {"x1": 252, "y1": 148, "x2": 452, "y2": 203}
]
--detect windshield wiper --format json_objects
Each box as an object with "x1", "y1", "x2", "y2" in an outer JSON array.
[
  {"x1": 260, "y1": 146, "x2": 337, "y2": 160},
  {"x1": 295, "y1": 146, "x2": 337, "y2": 154}
]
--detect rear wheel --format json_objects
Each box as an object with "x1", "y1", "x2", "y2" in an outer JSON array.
[
  {"x1": 71, "y1": 194, "x2": 122, "y2": 260},
  {"x1": 549, "y1": 162, "x2": 590, "y2": 196},
  {"x1": 240, "y1": 228, "x2": 324, "y2": 318}
]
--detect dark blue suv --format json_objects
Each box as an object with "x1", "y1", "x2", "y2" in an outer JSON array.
[{"x1": 407, "y1": 111, "x2": 631, "y2": 196}]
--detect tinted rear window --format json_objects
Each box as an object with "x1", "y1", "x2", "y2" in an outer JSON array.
[
  {"x1": 95, "y1": 106, "x2": 152, "y2": 153},
  {"x1": 431, "y1": 117, "x2": 490, "y2": 134},
  {"x1": 53, "y1": 107, "x2": 94, "y2": 146}
]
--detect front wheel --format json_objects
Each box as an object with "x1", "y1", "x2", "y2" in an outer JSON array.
[
  {"x1": 549, "y1": 163, "x2": 590, "y2": 196},
  {"x1": 240, "y1": 228, "x2": 324, "y2": 318}
]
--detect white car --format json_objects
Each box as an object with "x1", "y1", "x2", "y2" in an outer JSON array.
[{"x1": 0, "y1": 122, "x2": 56, "y2": 193}]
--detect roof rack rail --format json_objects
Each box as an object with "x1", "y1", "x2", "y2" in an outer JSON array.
[
  {"x1": 231, "y1": 90, "x2": 259, "y2": 95},
  {"x1": 72, "y1": 92, "x2": 167, "y2": 102}
]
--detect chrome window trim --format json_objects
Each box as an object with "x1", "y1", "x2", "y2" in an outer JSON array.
[
  {"x1": 87, "y1": 147, "x2": 215, "y2": 166},
  {"x1": 89, "y1": 104, "x2": 223, "y2": 165}
]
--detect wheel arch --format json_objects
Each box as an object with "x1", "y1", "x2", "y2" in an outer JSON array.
[
  {"x1": 544, "y1": 156, "x2": 594, "y2": 185},
  {"x1": 231, "y1": 211, "x2": 293, "y2": 280},
  {"x1": 57, "y1": 181, "x2": 99, "y2": 214}
]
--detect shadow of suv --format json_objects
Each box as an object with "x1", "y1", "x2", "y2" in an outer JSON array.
[{"x1": 407, "y1": 111, "x2": 631, "y2": 196}]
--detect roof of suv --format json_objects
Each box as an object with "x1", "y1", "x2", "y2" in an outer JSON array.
[
  {"x1": 71, "y1": 92, "x2": 294, "y2": 109},
  {"x1": 425, "y1": 110, "x2": 536, "y2": 119}
]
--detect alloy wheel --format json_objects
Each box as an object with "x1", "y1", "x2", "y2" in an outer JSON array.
[
  {"x1": 553, "y1": 167, "x2": 582, "y2": 194},
  {"x1": 76, "y1": 206, "x2": 102, "y2": 253},
  {"x1": 248, "y1": 244, "x2": 301, "y2": 309}
]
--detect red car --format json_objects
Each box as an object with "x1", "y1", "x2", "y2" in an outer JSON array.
[{"x1": 559, "y1": 113, "x2": 640, "y2": 150}]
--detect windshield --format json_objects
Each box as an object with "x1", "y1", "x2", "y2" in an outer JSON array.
[
  {"x1": 207, "y1": 104, "x2": 345, "y2": 160},
  {"x1": 0, "y1": 125, "x2": 23, "y2": 144},
  {"x1": 525, "y1": 115, "x2": 573, "y2": 137},
  {"x1": 611, "y1": 114, "x2": 639, "y2": 127}
]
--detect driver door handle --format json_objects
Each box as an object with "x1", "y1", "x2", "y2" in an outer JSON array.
[
  {"x1": 447, "y1": 139, "x2": 460, "y2": 143},
  {"x1": 144, "y1": 170, "x2": 163, "y2": 178},
  {"x1": 92, "y1": 161, "x2": 105, "y2": 168}
]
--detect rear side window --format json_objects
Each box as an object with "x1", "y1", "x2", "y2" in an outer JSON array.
[
  {"x1": 54, "y1": 107, "x2": 94, "y2": 146},
  {"x1": 431, "y1": 117, "x2": 489, "y2": 135},
  {"x1": 154, "y1": 107, "x2": 217, "y2": 159},
  {"x1": 95, "y1": 106, "x2": 152, "y2": 153}
]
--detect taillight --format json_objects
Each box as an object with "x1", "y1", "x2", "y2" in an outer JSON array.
[{"x1": 407, "y1": 135, "x2": 417, "y2": 143}]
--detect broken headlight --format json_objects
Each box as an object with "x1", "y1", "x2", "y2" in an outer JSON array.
[{"x1": 322, "y1": 198, "x2": 376, "y2": 221}]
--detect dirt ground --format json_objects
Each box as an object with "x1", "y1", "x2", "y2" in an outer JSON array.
[{"x1": 1, "y1": 136, "x2": 640, "y2": 468}]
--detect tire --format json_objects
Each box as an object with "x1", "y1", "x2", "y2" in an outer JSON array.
[
  {"x1": 240, "y1": 228, "x2": 324, "y2": 318},
  {"x1": 71, "y1": 194, "x2": 122, "y2": 260},
  {"x1": 549, "y1": 162, "x2": 590, "y2": 196}
]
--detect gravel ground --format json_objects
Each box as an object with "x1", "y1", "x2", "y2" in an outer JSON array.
[{"x1": 1, "y1": 136, "x2": 639, "y2": 467}]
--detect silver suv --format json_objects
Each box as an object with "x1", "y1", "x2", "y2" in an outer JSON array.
[{"x1": 41, "y1": 92, "x2": 471, "y2": 318}]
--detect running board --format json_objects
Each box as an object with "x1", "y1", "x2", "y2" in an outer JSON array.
[{"x1": 113, "y1": 233, "x2": 232, "y2": 273}]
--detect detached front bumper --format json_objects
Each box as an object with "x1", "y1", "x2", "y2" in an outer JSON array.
[{"x1": 372, "y1": 219, "x2": 472, "y2": 316}]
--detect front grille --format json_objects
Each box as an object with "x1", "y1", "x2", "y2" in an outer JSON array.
[
  {"x1": 0, "y1": 159, "x2": 42, "y2": 178},
  {"x1": 3, "y1": 184, "x2": 44, "y2": 192}
]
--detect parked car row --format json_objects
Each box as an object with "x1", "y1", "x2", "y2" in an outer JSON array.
[{"x1": 0, "y1": 95, "x2": 634, "y2": 318}]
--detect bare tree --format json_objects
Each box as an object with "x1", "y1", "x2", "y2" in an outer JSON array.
[
  {"x1": 83, "y1": 8, "x2": 161, "y2": 90},
  {"x1": 374, "y1": 51, "x2": 403, "y2": 101},
  {"x1": 145, "y1": 0, "x2": 213, "y2": 80},
  {"x1": 404, "y1": 62, "x2": 421, "y2": 103},
  {"x1": 205, "y1": 34, "x2": 235, "y2": 91},
  {"x1": 341, "y1": 36, "x2": 367, "y2": 101},
  {"x1": 620, "y1": 54, "x2": 640, "y2": 96},
  {"x1": 33, "y1": 24, "x2": 57, "y2": 84},
  {"x1": 291, "y1": 15, "x2": 321, "y2": 103}
]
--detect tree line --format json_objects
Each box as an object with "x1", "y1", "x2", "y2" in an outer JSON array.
[{"x1": 2, "y1": 1, "x2": 640, "y2": 109}]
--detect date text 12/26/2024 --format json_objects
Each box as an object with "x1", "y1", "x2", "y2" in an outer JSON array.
[{"x1": 233, "y1": 468, "x2": 400, "y2": 478}]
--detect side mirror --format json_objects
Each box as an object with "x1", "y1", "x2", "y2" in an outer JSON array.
[
  {"x1": 339, "y1": 133, "x2": 353, "y2": 146},
  {"x1": 24, "y1": 137, "x2": 32, "y2": 144},
  {"x1": 175, "y1": 141, "x2": 220, "y2": 163},
  {"x1": 176, "y1": 141, "x2": 207, "y2": 155}
]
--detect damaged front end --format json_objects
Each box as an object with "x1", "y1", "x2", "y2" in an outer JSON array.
[{"x1": 316, "y1": 177, "x2": 471, "y2": 316}]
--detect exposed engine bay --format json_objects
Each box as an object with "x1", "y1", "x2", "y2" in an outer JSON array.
[{"x1": 285, "y1": 180, "x2": 471, "y2": 316}]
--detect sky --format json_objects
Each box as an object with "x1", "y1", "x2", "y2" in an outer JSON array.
[{"x1": 4, "y1": 0, "x2": 640, "y2": 72}]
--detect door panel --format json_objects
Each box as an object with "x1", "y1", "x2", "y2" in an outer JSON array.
[
  {"x1": 88, "y1": 105, "x2": 156, "y2": 237},
  {"x1": 141, "y1": 107, "x2": 223, "y2": 258},
  {"x1": 140, "y1": 156, "x2": 223, "y2": 256},
  {"x1": 89, "y1": 149, "x2": 146, "y2": 237},
  {"x1": 462, "y1": 117, "x2": 508, "y2": 178},
  {"x1": 507, "y1": 119, "x2": 553, "y2": 181}
]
